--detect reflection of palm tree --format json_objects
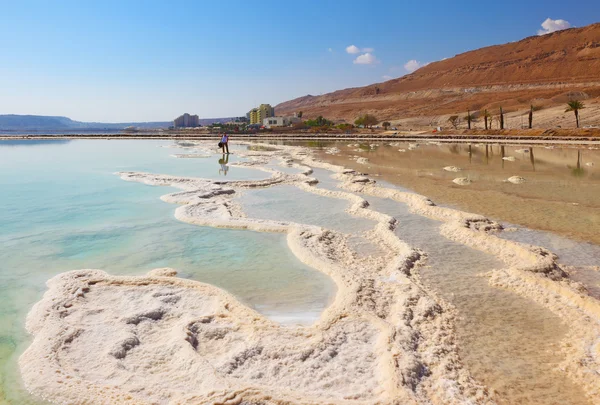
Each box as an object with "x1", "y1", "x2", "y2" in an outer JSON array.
[
  {"x1": 485, "y1": 145, "x2": 489, "y2": 164},
  {"x1": 501, "y1": 145, "x2": 505, "y2": 169},
  {"x1": 570, "y1": 150, "x2": 585, "y2": 177},
  {"x1": 529, "y1": 147, "x2": 535, "y2": 171}
]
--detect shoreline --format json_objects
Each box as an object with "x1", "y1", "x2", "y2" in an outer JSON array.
[
  {"x1": 2, "y1": 134, "x2": 600, "y2": 147},
  {"x1": 18, "y1": 141, "x2": 600, "y2": 404}
]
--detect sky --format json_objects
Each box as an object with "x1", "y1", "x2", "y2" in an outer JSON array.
[{"x1": 1, "y1": 0, "x2": 599, "y2": 122}]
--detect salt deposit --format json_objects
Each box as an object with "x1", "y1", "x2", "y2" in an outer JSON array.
[
  {"x1": 506, "y1": 176, "x2": 526, "y2": 184},
  {"x1": 443, "y1": 166, "x2": 462, "y2": 172},
  {"x1": 452, "y1": 177, "x2": 472, "y2": 185}
]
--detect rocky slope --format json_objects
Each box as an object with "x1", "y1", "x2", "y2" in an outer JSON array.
[{"x1": 276, "y1": 23, "x2": 600, "y2": 129}]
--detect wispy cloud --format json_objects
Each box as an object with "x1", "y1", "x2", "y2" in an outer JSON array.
[
  {"x1": 404, "y1": 59, "x2": 426, "y2": 73},
  {"x1": 537, "y1": 18, "x2": 571, "y2": 35},
  {"x1": 346, "y1": 45, "x2": 374, "y2": 54},
  {"x1": 354, "y1": 53, "x2": 379, "y2": 65},
  {"x1": 328, "y1": 47, "x2": 333, "y2": 53},
  {"x1": 382, "y1": 75, "x2": 394, "y2": 80}
]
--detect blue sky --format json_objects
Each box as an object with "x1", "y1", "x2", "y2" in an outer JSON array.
[{"x1": 1, "y1": 0, "x2": 599, "y2": 122}]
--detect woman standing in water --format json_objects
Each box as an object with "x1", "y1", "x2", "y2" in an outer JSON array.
[{"x1": 220, "y1": 133, "x2": 230, "y2": 154}]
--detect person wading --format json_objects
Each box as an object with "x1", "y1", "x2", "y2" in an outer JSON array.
[{"x1": 219, "y1": 133, "x2": 230, "y2": 154}]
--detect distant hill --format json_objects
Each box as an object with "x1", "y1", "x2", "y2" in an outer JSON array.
[
  {"x1": 0, "y1": 115, "x2": 171, "y2": 131},
  {"x1": 275, "y1": 22, "x2": 600, "y2": 128},
  {"x1": 0, "y1": 114, "x2": 241, "y2": 132}
]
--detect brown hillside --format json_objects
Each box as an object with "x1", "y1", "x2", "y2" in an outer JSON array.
[{"x1": 275, "y1": 23, "x2": 600, "y2": 129}]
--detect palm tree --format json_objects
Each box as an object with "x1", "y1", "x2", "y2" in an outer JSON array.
[
  {"x1": 482, "y1": 110, "x2": 491, "y2": 130},
  {"x1": 465, "y1": 110, "x2": 473, "y2": 130},
  {"x1": 565, "y1": 100, "x2": 585, "y2": 128},
  {"x1": 528, "y1": 105, "x2": 534, "y2": 129}
]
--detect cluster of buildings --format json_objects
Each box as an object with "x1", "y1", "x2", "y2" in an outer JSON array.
[
  {"x1": 173, "y1": 113, "x2": 200, "y2": 128},
  {"x1": 246, "y1": 103, "x2": 302, "y2": 128},
  {"x1": 246, "y1": 104, "x2": 275, "y2": 125},
  {"x1": 172, "y1": 105, "x2": 302, "y2": 130}
]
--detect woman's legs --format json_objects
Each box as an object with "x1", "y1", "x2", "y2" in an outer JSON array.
[{"x1": 225, "y1": 142, "x2": 230, "y2": 154}]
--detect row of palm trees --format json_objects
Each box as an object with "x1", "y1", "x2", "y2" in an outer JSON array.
[{"x1": 454, "y1": 101, "x2": 586, "y2": 130}]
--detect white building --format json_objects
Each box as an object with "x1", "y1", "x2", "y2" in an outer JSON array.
[{"x1": 263, "y1": 116, "x2": 301, "y2": 128}]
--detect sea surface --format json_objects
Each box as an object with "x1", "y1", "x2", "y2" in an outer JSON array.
[{"x1": 0, "y1": 139, "x2": 335, "y2": 404}]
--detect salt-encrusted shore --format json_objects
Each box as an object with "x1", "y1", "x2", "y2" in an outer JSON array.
[{"x1": 19, "y1": 142, "x2": 600, "y2": 404}]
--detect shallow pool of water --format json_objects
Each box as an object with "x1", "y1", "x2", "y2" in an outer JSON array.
[
  {"x1": 365, "y1": 194, "x2": 592, "y2": 405},
  {"x1": 318, "y1": 142, "x2": 600, "y2": 245},
  {"x1": 0, "y1": 140, "x2": 335, "y2": 404},
  {"x1": 237, "y1": 184, "x2": 376, "y2": 235}
]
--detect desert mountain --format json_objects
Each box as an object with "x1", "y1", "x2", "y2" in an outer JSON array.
[{"x1": 275, "y1": 23, "x2": 600, "y2": 128}]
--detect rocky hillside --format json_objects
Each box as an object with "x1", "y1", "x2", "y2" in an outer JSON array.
[{"x1": 276, "y1": 23, "x2": 600, "y2": 128}]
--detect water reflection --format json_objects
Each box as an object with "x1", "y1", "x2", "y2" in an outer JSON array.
[
  {"x1": 218, "y1": 154, "x2": 230, "y2": 176},
  {"x1": 0, "y1": 139, "x2": 72, "y2": 148},
  {"x1": 569, "y1": 150, "x2": 586, "y2": 177},
  {"x1": 317, "y1": 141, "x2": 600, "y2": 244}
]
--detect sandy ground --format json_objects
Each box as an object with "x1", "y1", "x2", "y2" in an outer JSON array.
[{"x1": 18, "y1": 142, "x2": 600, "y2": 405}]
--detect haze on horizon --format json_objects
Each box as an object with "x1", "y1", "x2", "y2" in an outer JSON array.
[{"x1": 1, "y1": 0, "x2": 599, "y2": 122}]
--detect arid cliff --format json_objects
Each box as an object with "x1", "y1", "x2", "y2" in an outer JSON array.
[{"x1": 276, "y1": 23, "x2": 600, "y2": 129}]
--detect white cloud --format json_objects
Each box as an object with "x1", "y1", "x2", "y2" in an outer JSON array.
[
  {"x1": 346, "y1": 45, "x2": 361, "y2": 54},
  {"x1": 537, "y1": 18, "x2": 571, "y2": 35},
  {"x1": 404, "y1": 60, "x2": 422, "y2": 73},
  {"x1": 346, "y1": 45, "x2": 374, "y2": 54},
  {"x1": 328, "y1": 48, "x2": 333, "y2": 52},
  {"x1": 354, "y1": 53, "x2": 379, "y2": 65},
  {"x1": 382, "y1": 75, "x2": 394, "y2": 80}
]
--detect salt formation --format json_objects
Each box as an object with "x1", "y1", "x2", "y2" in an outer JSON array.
[
  {"x1": 506, "y1": 176, "x2": 526, "y2": 184},
  {"x1": 443, "y1": 166, "x2": 462, "y2": 172},
  {"x1": 452, "y1": 177, "x2": 472, "y2": 185},
  {"x1": 502, "y1": 156, "x2": 516, "y2": 161},
  {"x1": 20, "y1": 141, "x2": 600, "y2": 405}
]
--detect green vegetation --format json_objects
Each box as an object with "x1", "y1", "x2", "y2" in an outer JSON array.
[
  {"x1": 336, "y1": 123, "x2": 355, "y2": 131},
  {"x1": 354, "y1": 114, "x2": 379, "y2": 128},
  {"x1": 304, "y1": 116, "x2": 334, "y2": 127},
  {"x1": 565, "y1": 100, "x2": 585, "y2": 128}
]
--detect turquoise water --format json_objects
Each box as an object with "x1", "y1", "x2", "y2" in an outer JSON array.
[{"x1": 0, "y1": 140, "x2": 335, "y2": 404}]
